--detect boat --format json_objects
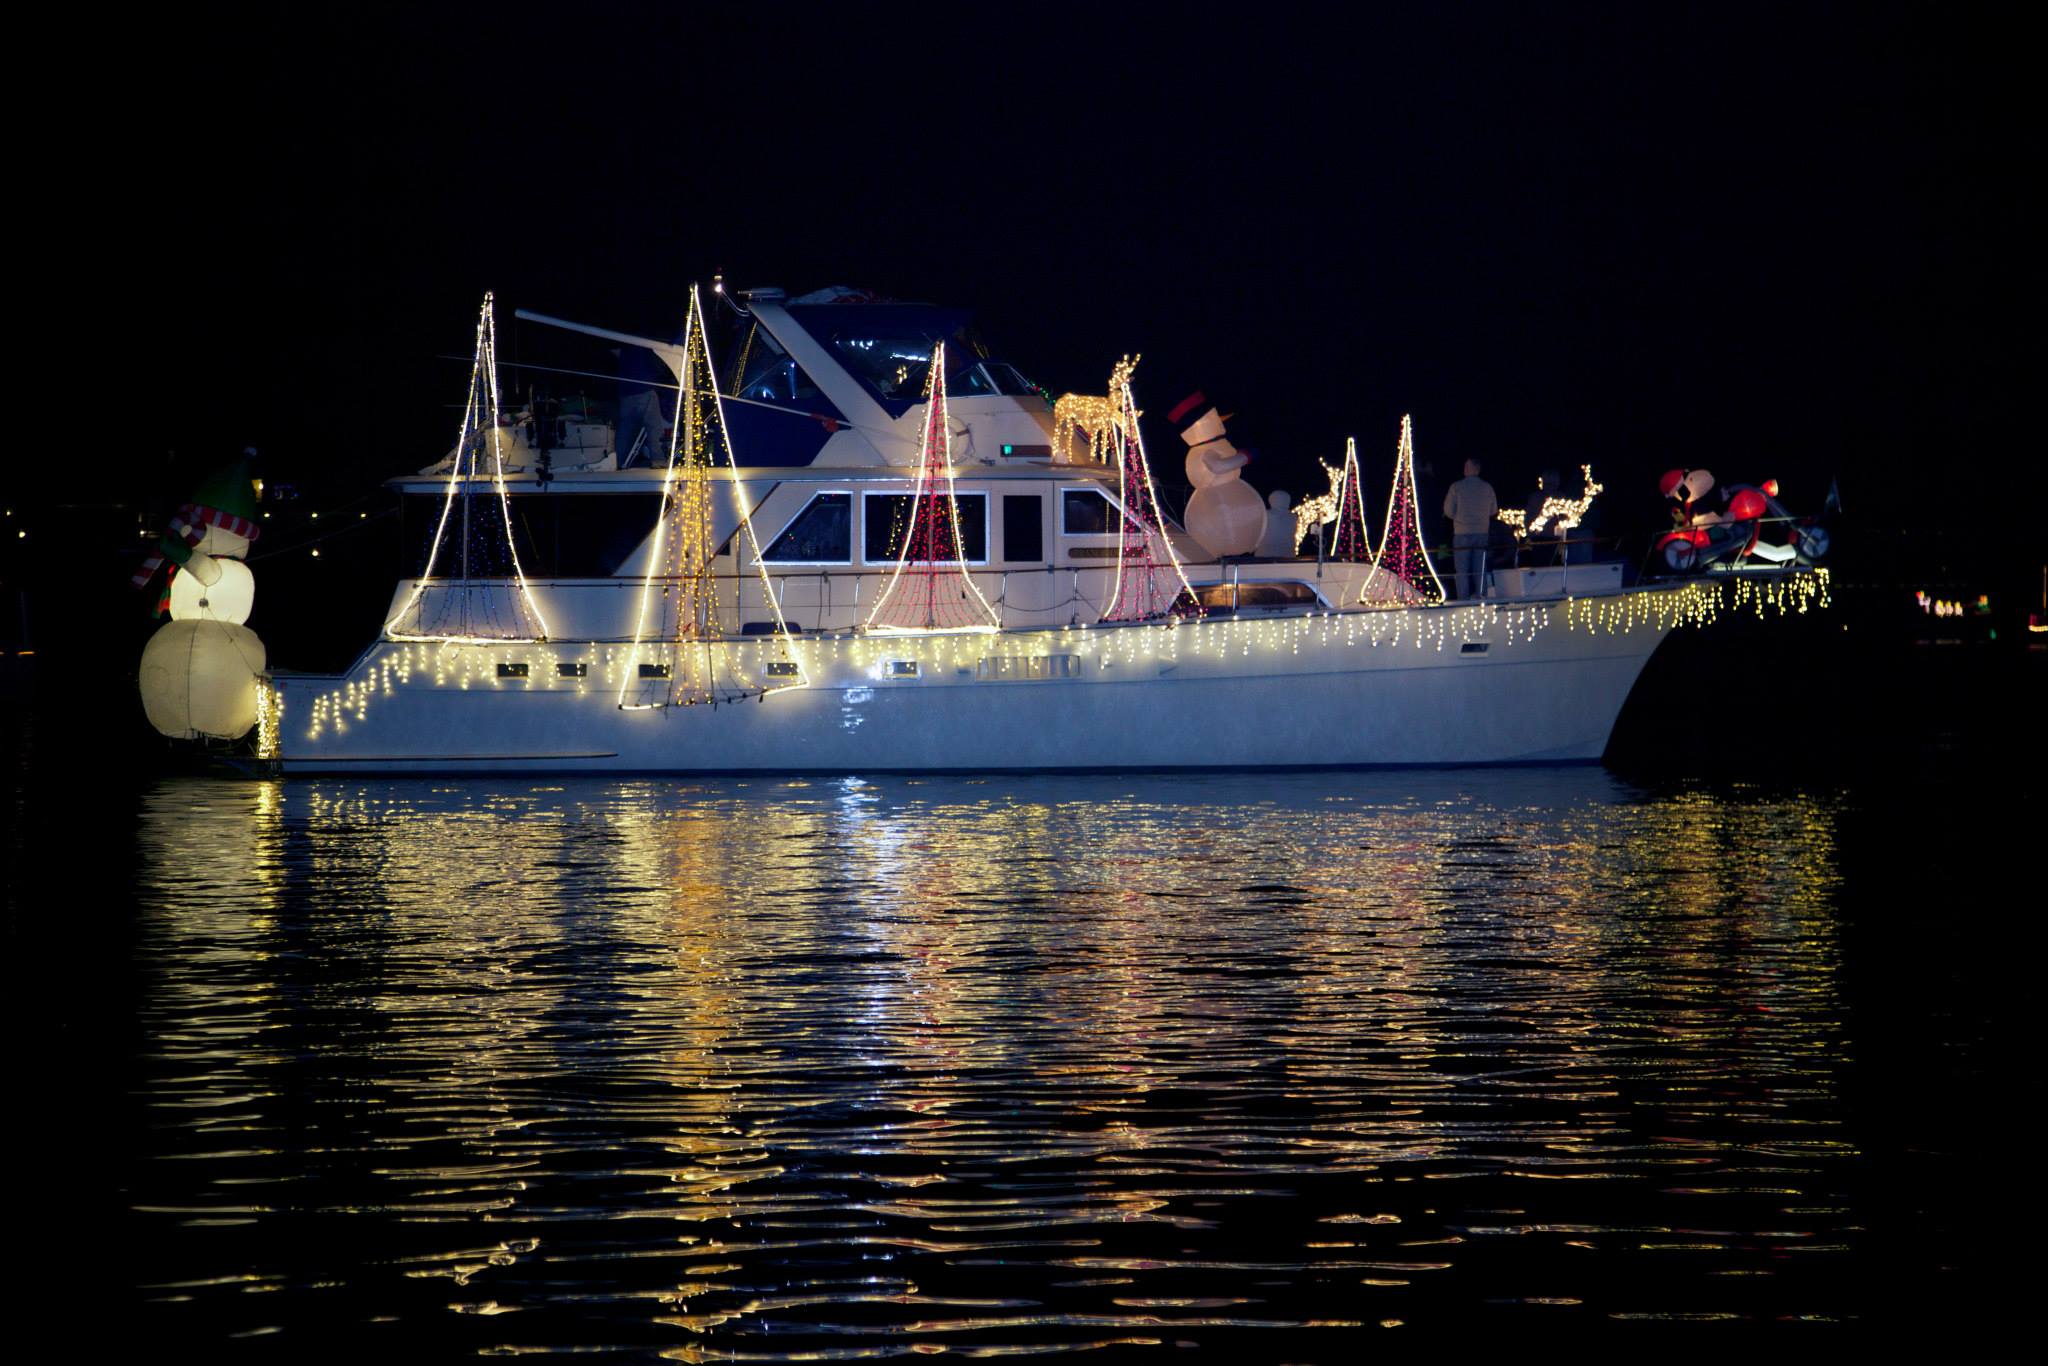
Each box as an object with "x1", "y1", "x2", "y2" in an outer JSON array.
[{"x1": 137, "y1": 283, "x2": 1831, "y2": 774}]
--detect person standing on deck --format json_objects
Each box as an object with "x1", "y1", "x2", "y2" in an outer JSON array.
[{"x1": 1443, "y1": 458, "x2": 1498, "y2": 599}]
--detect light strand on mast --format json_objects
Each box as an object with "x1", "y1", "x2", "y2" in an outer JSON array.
[
  {"x1": 1102, "y1": 356, "x2": 1198, "y2": 622},
  {"x1": 864, "y1": 341, "x2": 1002, "y2": 634},
  {"x1": 385, "y1": 292, "x2": 549, "y2": 642}
]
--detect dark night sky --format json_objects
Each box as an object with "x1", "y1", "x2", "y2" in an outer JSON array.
[{"x1": 33, "y1": 3, "x2": 2039, "y2": 580}]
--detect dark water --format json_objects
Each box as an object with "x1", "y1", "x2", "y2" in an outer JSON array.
[{"x1": 27, "y1": 756, "x2": 2018, "y2": 1353}]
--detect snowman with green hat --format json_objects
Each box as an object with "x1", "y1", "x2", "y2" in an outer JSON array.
[{"x1": 133, "y1": 452, "x2": 269, "y2": 741}]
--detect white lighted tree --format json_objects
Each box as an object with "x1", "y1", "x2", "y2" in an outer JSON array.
[{"x1": 386, "y1": 293, "x2": 551, "y2": 642}]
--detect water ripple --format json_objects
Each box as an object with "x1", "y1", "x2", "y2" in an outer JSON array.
[{"x1": 114, "y1": 769, "x2": 1906, "y2": 1349}]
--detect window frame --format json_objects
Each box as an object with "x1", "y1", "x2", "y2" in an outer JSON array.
[
  {"x1": 1059, "y1": 484, "x2": 1126, "y2": 538},
  {"x1": 758, "y1": 489, "x2": 855, "y2": 566},
  {"x1": 861, "y1": 488, "x2": 991, "y2": 567},
  {"x1": 1000, "y1": 492, "x2": 1046, "y2": 564},
  {"x1": 1175, "y1": 579, "x2": 1333, "y2": 615}
]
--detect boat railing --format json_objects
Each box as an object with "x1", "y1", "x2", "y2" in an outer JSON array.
[
  {"x1": 394, "y1": 546, "x2": 1708, "y2": 645},
  {"x1": 421, "y1": 564, "x2": 1124, "y2": 633},
  {"x1": 401, "y1": 560, "x2": 1356, "y2": 640}
]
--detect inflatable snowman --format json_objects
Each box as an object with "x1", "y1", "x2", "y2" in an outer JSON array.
[
  {"x1": 1169, "y1": 392, "x2": 1268, "y2": 558},
  {"x1": 133, "y1": 454, "x2": 267, "y2": 740}
]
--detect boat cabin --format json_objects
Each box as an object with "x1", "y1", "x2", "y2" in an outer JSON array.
[{"x1": 388, "y1": 286, "x2": 1353, "y2": 641}]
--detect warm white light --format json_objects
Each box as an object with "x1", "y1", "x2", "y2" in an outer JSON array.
[
  {"x1": 1294, "y1": 436, "x2": 1375, "y2": 558},
  {"x1": 1499, "y1": 464, "x2": 1605, "y2": 540},
  {"x1": 1357, "y1": 414, "x2": 1445, "y2": 606},
  {"x1": 1100, "y1": 355, "x2": 1197, "y2": 622},
  {"x1": 864, "y1": 340, "x2": 1003, "y2": 632},
  {"x1": 385, "y1": 292, "x2": 550, "y2": 643},
  {"x1": 620, "y1": 283, "x2": 809, "y2": 707}
]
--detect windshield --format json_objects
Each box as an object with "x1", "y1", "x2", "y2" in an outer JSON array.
[
  {"x1": 830, "y1": 336, "x2": 948, "y2": 400},
  {"x1": 790, "y1": 304, "x2": 1031, "y2": 405}
]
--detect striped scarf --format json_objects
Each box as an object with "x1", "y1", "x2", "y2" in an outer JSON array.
[{"x1": 131, "y1": 502, "x2": 263, "y2": 592}]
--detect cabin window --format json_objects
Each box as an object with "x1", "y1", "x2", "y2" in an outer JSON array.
[
  {"x1": 825, "y1": 335, "x2": 1010, "y2": 401},
  {"x1": 558, "y1": 662, "x2": 588, "y2": 677},
  {"x1": 404, "y1": 493, "x2": 663, "y2": 579},
  {"x1": 495, "y1": 662, "x2": 529, "y2": 678},
  {"x1": 983, "y1": 363, "x2": 1040, "y2": 397},
  {"x1": 546, "y1": 495, "x2": 666, "y2": 577},
  {"x1": 830, "y1": 337, "x2": 941, "y2": 400},
  {"x1": 1002, "y1": 494, "x2": 1044, "y2": 562},
  {"x1": 1061, "y1": 488, "x2": 1120, "y2": 536},
  {"x1": 737, "y1": 352, "x2": 825, "y2": 405},
  {"x1": 762, "y1": 492, "x2": 852, "y2": 563},
  {"x1": 1172, "y1": 581, "x2": 1327, "y2": 615},
  {"x1": 862, "y1": 492, "x2": 988, "y2": 564}
]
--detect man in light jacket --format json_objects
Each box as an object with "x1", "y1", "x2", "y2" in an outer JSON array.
[{"x1": 1443, "y1": 459, "x2": 1498, "y2": 599}]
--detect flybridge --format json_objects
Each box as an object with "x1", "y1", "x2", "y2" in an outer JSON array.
[
  {"x1": 382, "y1": 291, "x2": 1213, "y2": 643},
  {"x1": 514, "y1": 286, "x2": 1054, "y2": 471}
]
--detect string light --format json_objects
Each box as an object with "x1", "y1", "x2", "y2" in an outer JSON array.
[
  {"x1": 713, "y1": 291, "x2": 811, "y2": 693},
  {"x1": 385, "y1": 292, "x2": 551, "y2": 643},
  {"x1": 1498, "y1": 464, "x2": 1605, "y2": 541},
  {"x1": 1296, "y1": 436, "x2": 1374, "y2": 561},
  {"x1": 1358, "y1": 415, "x2": 1445, "y2": 606},
  {"x1": 1051, "y1": 392, "x2": 1119, "y2": 464},
  {"x1": 618, "y1": 285, "x2": 808, "y2": 706},
  {"x1": 1101, "y1": 356, "x2": 1199, "y2": 622},
  {"x1": 620, "y1": 287, "x2": 721, "y2": 708},
  {"x1": 1294, "y1": 458, "x2": 1344, "y2": 552},
  {"x1": 864, "y1": 341, "x2": 1003, "y2": 633},
  {"x1": 254, "y1": 679, "x2": 282, "y2": 759},
  {"x1": 293, "y1": 573, "x2": 1827, "y2": 748}
]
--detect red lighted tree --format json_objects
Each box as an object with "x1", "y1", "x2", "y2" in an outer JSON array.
[
  {"x1": 864, "y1": 342, "x2": 1002, "y2": 632},
  {"x1": 1329, "y1": 435, "x2": 1375, "y2": 563},
  {"x1": 1359, "y1": 414, "x2": 1445, "y2": 606},
  {"x1": 1101, "y1": 356, "x2": 1198, "y2": 621}
]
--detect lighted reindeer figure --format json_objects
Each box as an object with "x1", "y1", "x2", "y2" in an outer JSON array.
[
  {"x1": 1052, "y1": 392, "x2": 1120, "y2": 464},
  {"x1": 1293, "y1": 458, "x2": 1345, "y2": 552}
]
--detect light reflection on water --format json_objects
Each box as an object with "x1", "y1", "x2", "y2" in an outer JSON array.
[{"x1": 128, "y1": 770, "x2": 1865, "y2": 1349}]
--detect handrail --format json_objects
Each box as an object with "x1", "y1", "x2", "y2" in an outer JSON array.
[{"x1": 392, "y1": 531, "x2": 1830, "y2": 644}]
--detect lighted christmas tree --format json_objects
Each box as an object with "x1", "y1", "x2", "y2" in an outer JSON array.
[
  {"x1": 1358, "y1": 414, "x2": 1444, "y2": 606},
  {"x1": 1328, "y1": 435, "x2": 1375, "y2": 563},
  {"x1": 1101, "y1": 356, "x2": 1199, "y2": 621},
  {"x1": 386, "y1": 292, "x2": 551, "y2": 642},
  {"x1": 623, "y1": 284, "x2": 804, "y2": 706},
  {"x1": 865, "y1": 342, "x2": 1002, "y2": 633}
]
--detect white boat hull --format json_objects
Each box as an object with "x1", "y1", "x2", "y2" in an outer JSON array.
[{"x1": 269, "y1": 593, "x2": 1681, "y2": 774}]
